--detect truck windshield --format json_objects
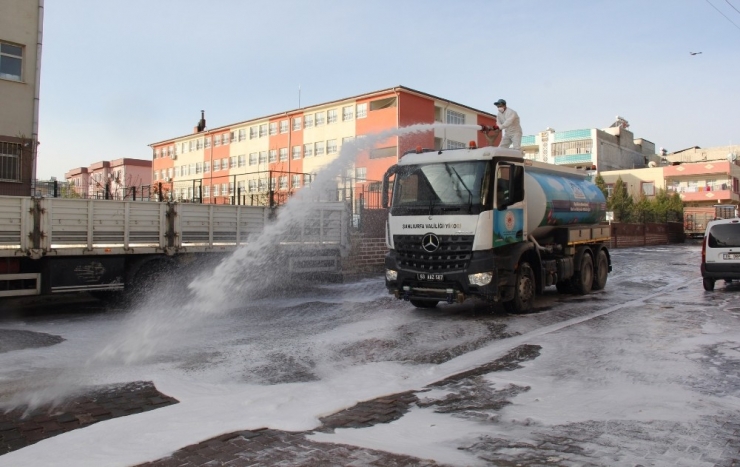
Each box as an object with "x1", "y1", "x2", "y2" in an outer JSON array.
[{"x1": 391, "y1": 161, "x2": 490, "y2": 212}]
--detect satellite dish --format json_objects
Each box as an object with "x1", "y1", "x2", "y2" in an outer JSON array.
[{"x1": 648, "y1": 161, "x2": 657, "y2": 168}]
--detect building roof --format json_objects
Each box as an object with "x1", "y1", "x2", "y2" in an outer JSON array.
[{"x1": 149, "y1": 85, "x2": 496, "y2": 147}]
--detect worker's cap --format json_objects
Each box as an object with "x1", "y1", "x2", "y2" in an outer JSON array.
[{"x1": 493, "y1": 99, "x2": 507, "y2": 107}]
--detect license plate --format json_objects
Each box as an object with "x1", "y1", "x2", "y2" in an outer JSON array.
[
  {"x1": 417, "y1": 273, "x2": 444, "y2": 281},
  {"x1": 723, "y1": 253, "x2": 740, "y2": 260}
]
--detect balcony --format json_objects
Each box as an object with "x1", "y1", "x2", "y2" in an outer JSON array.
[
  {"x1": 668, "y1": 184, "x2": 739, "y2": 203},
  {"x1": 664, "y1": 161, "x2": 731, "y2": 177}
]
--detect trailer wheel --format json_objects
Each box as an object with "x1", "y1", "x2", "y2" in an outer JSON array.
[
  {"x1": 592, "y1": 250, "x2": 609, "y2": 291},
  {"x1": 572, "y1": 253, "x2": 594, "y2": 295},
  {"x1": 410, "y1": 299, "x2": 439, "y2": 309},
  {"x1": 703, "y1": 278, "x2": 715, "y2": 291},
  {"x1": 504, "y1": 262, "x2": 536, "y2": 314}
]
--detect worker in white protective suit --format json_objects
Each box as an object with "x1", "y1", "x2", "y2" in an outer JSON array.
[{"x1": 493, "y1": 99, "x2": 523, "y2": 152}]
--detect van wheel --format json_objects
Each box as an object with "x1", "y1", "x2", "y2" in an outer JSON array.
[
  {"x1": 703, "y1": 278, "x2": 715, "y2": 291},
  {"x1": 592, "y1": 250, "x2": 609, "y2": 291},
  {"x1": 572, "y1": 253, "x2": 594, "y2": 295},
  {"x1": 410, "y1": 299, "x2": 439, "y2": 309},
  {"x1": 504, "y1": 262, "x2": 536, "y2": 314}
]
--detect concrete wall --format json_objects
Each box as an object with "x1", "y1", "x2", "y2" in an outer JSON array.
[{"x1": 601, "y1": 167, "x2": 666, "y2": 198}]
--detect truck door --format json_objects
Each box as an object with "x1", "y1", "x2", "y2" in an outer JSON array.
[{"x1": 493, "y1": 162, "x2": 525, "y2": 248}]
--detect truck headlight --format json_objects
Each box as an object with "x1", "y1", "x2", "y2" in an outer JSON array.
[
  {"x1": 385, "y1": 269, "x2": 398, "y2": 281},
  {"x1": 468, "y1": 271, "x2": 493, "y2": 286}
]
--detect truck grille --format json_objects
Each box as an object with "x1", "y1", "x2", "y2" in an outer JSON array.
[{"x1": 393, "y1": 235, "x2": 474, "y2": 271}]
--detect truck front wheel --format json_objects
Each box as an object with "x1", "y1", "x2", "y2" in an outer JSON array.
[
  {"x1": 572, "y1": 253, "x2": 594, "y2": 295},
  {"x1": 504, "y1": 262, "x2": 536, "y2": 314}
]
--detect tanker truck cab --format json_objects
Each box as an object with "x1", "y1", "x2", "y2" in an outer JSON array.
[{"x1": 383, "y1": 146, "x2": 610, "y2": 313}]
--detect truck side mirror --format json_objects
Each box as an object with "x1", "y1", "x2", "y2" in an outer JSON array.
[
  {"x1": 496, "y1": 163, "x2": 525, "y2": 210},
  {"x1": 382, "y1": 165, "x2": 398, "y2": 209}
]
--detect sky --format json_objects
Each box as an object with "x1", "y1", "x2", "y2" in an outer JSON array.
[{"x1": 36, "y1": 0, "x2": 740, "y2": 179}]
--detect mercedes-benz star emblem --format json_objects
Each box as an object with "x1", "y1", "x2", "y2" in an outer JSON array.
[{"x1": 421, "y1": 233, "x2": 440, "y2": 253}]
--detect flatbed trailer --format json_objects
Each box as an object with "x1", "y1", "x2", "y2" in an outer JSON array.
[{"x1": 0, "y1": 196, "x2": 349, "y2": 297}]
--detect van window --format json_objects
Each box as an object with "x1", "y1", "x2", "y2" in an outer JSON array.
[{"x1": 708, "y1": 224, "x2": 740, "y2": 248}]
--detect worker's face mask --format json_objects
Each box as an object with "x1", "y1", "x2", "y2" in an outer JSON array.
[{"x1": 497, "y1": 106, "x2": 505, "y2": 112}]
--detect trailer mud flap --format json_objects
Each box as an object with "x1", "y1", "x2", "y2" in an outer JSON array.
[{"x1": 48, "y1": 257, "x2": 125, "y2": 293}]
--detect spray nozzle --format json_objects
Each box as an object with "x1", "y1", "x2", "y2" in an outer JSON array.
[{"x1": 480, "y1": 125, "x2": 499, "y2": 132}]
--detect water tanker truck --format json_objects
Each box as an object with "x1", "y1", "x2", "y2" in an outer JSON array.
[{"x1": 382, "y1": 143, "x2": 611, "y2": 313}]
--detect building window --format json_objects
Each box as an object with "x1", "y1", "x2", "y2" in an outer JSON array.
[
  {"x1": 238, "y1": 154, "x2": 246, "y2": 167},
  {"x1": 196, "y1": 139, "x2": 203, "y2": 150},
  {"x1": 370, "y1": 97, "x2": 397, "y2": 111},
  {"x1": 292, "y1": 174, "x2": 300, "y2": 189},
  {"x1": 230, "y1": 131, "x2": 236, "y2": 142},
  {"x1": 304, "y1": 114, "x2": 314, "y2": 128},
  {"x1": 552, "y1": 140, "x2": 593, "y2": 156},
  {"x1": 303, "y1": 174, "x2": 312, "y2": 187},
  {"x1": 153, "y1": 170, "x2": 158, "y2": 181},
  {"x1": 370, "y1": 147, "x2": 396, "y2": 159},
  {"x1": 213, "y1": 136, "x2": 220, "y2": 147},
  {"x1": 0, "y1": 42, "x2": 23, "y2": 81},
  {"x1": 269, "y1": 122, "x2": 278, "y2": 136},
  {"x1": 205, "y1": 137, "x2": 212, "y2": 149},
  {"x1": 342, "y1": 106, "x2": 354, "y2": 121},
  {"x1": 237, "y1": 129, "x2": 246, "y2": 141},
  {"x1": 356, "y1": 103, "x2": 367, "y2": 119},
  {"x1": 222, "y1": 134, "x2": 229, "y2": 145},
  {"x1": 230, "y1": 156, "x2": 237, "y2": 168},
  {"x1": 446, "y1": 140, "x2": 467, "y2": 150},
  {"x1": 188, "y1": 141, "x2": 194, "y2": 152},
  {"x1": 204, "y1": 161, "x2": 210, "y2": 173},
  {"x1": 249, "y1": 153, "x2": 257, "y2": 165},
  {"x1": 327, "y1": 139, "x2": 337, "y2": 154},
  {"x1": 259, "y1": 151, "x2": 267, "y2": 164},
  {"x1": 250, "y1": 127, "x2": 258, "y2": 139},
  {"x1": 279, "y1": 147, "x2": 288, "y2": 162},
  {"x1": 213, "y1": 159, "x2": 221, "y2": 171},
  {"x1": 229, "y1": 182, "x2": 235, "y2": 195},
  {"x1": 270, "y1": 177, "x2": 277, "y2": 190},
  {"x1": 446, "y1": 109, "x2": 466, "y2": 125},
  {"x1": 293, "y1": 117, "x2": 302, "y2": 131},
  {"x1": 248, "y1": 179, "x2": 257, "y2": 192},
  {"x1": 641, "y1": 181, "x2": 655, "y2": 196},
  {"x1": 258, "y1": 178, "x2": 267, "y2": 192},
  {"x1": 315, "y1": 112, "x2": 325, "y2": 126},
  {"x1": 204, "y1": 185, "x2": 210, "y2": 198},
  {"x1": 280, "y1": 120, "x2": 289, "y2": 134},
  {"x1": 213, "y1": 184, "x2": 220, "y2": 197},
  {"x1": 315, "y1": 141, "x2": 325, "y2": 156},
  {"x1": 222, "y1": 183, "x2": 228, "y2": 196},
  {"x1": 259, "y1": 124, "x2": 267, "y2": 137},
  {"x1": 279, "y1": 176, "x2": 288, "y2": 190},
  {"x1": 327, "y1": 109, "x2": 338, "y2": 124},
  {"x1": 195, "y1": 162, "x2": 202, "y2": 174},
  {"x1": 189, "y1": 163, "x2": 196, "y2": 175},
  {"x1": 292, "y1": 146, "x2": 301, "y2": 160},
  {"x1": 168, "y1": 168, "x2": 173, "y2": 178},
  {"x1": 222, "y1": 158, "x2": 228, "y2": 169},
  {"x1": 304, "y1": 143, "x2": 313, "y2": 157},
  {"x1": 269, "y1": 150, "x2": 277, "y2": 163},
  {"x1": 355, "y1": 167, "x2": 367, "y2": 181}
]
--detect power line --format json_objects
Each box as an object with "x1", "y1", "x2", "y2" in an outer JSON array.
[
  {"x1": 726, "y1": 0, "x2": 740, "y2": 15},
  {"x1": 705, "y1": 0, "x2": 740, "y2": 31}
]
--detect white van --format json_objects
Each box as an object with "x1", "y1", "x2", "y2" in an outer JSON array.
[{"x1": 702, "y1": 218, "x2": 740, "y2": 291}]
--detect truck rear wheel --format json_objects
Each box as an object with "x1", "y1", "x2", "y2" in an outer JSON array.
[
  {"x1": 592, "y1": 250, "x2": 608, "y2": 291},
  {"x1": 410, "y1": 299, "x2": 439, "y2": 309},
  {"x1": 504, "y1": 262, "x2": 535, "y2": 314},
  {"x1": 703, "y1": 278, "x2": 715, "y2": 291},
  {"x1": 572, "y1": 253, "x2": 594, "y2": 295}
]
